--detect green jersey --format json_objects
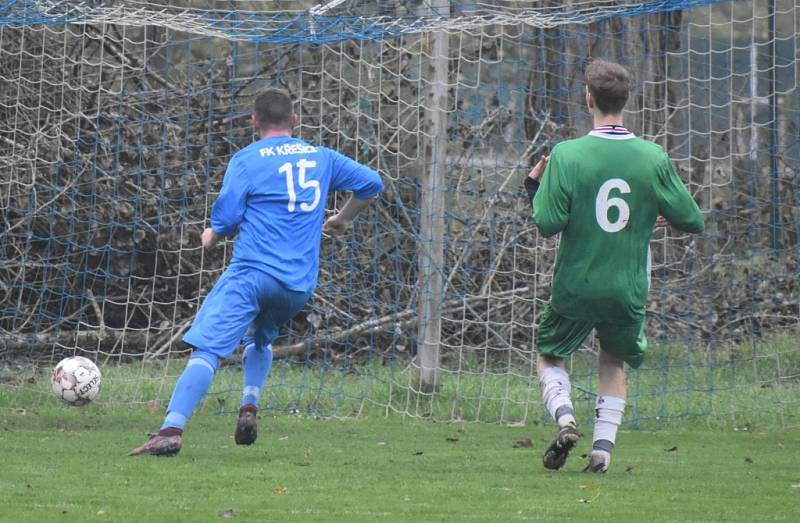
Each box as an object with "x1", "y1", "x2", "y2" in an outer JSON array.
[{"x1": 532, "y1": 127, "x2": 704, "y2": 323}]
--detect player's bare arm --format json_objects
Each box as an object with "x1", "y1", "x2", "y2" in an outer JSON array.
[
  {"x1": 528, "y1": 154, "x2": 549, "y2": 182},
  {"x1": 201, "y1": 227, "x2": 221, "y2": 249},
  {"x1": 323, "y1": 195, "x2": 374, "y2": 237}
]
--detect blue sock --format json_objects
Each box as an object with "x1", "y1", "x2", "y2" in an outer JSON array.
[
  {"x1": 242, "y1": 342, "x2": 273, "y2": 408},
  {"x1": 161, "y1": 351, "x2": 219, "y2": 431}
]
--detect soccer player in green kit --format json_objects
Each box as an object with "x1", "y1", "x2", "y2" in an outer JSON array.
[{"x1": 524, "y1": 59, "x2": 704, "y2": 473}]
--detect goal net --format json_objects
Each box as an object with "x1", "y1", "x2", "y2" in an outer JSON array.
[{"x1": 1, "y1": 0, "x2": 798, "y2": 429}]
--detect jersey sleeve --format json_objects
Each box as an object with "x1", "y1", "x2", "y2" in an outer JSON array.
[
  {"x1": 211, "y1": 155, "x2": 249, "y2": 236},
  {"x1": 532, "y1": 147, "x2": 571, "y2": 237},
  {"x1": 655, "y1": 153, "x2": 704, "y2": 233},
  {"x1": 327, "y1": 149, "x2": 384, "y2": 199}
]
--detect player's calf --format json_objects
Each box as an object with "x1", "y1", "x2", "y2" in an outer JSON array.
[{"x1": 234, "y1": 403, "x2": 258, "y2": 445}]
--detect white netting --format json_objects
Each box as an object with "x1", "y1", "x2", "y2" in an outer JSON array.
[
  {"x1": 15, "y1": 1, "x2": 735, "y2": 40},
  {"x1": 1, "y1": 0, "x2": 798, "y2": 428}
]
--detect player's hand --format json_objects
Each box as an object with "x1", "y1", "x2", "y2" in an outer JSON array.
[
  {"x1": 201, "y1": 227, "x2": 220, "y2": 249},
  {"x1": 323, "y1": 214, "x2": 351, "y2": 237},
  {"x1": 528, "y1": 155, "x2": 549, "y2": 182},
  {"x1": 655, "y1": 215, "x2": 668, "y2": 228}
]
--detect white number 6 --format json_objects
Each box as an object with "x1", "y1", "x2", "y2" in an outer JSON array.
[{"x1": 595, "y1": 178, "x2": 631, "y2": 233}]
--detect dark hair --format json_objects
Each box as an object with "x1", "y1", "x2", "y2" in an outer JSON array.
[
  {"x1": 253, "y1": 88, "x2": 294, "y2": 130},
  {"x1": 585, "y1": 59, "x2": 631, "y2": 115}
]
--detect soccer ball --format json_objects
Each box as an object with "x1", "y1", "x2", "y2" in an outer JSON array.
[{"x1": 51, "y1": 356, "x2": 102, "y2": 406}]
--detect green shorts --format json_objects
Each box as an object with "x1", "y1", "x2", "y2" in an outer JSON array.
[{"x1": 535, "y1": 304, "x2": 648, "y2": 368}]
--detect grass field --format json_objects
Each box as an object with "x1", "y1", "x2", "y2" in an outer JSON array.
[
  {"x1": 2, "y1": 405, "x2": 799, "y2": 522},
  {"x1": 2, "y1": 336, "x2": 799, "y2": 521}
]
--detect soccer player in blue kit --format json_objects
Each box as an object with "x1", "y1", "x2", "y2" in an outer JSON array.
[{"x1": 129, "y1": 88, "x2": 384, "y2": 456}]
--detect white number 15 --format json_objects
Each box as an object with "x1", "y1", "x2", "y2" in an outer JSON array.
[{"x1": 279, "y1": 159, "x2": 320, "y2": 212}]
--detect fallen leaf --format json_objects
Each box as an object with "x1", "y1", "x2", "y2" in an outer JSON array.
[
  {"x1": 625, "y1": 466, "x2": 634, "y2": 474},
  {"x1": 665, "y1": 446, "x2": 679, "y2": 452},
  {"x1": 791, "y1": 484, "x2": 800, "y2": 488},
  {"x1": 744, "y1": 457, "x2": 753, "y2": 464},
  {"x1": 446, "y1": 437, "x2": 459, "y2": 443},
  {"x1": 279, "y1": 436, "x2": 289, "y2": 441},
  {"x1": 25, "y1": 484, "x2": 32, "y2": 490},
  {"x1": 376, "y1": 441, "x2": 386, "y2": 446},
  {"x1": 507, "y1": 421, "x2": 526, "y2": 428},
  {"x1": 577, "y1": 498, "x2": 592, "y2": 504},
  {"x1": 512, "y1": 438, "x2": 533, "y2": 448},
  {"x1": 15, "y1": 408, "x2": 27, "y2": 415},
  {"x1": 413, "y1": 451, "x2": 423, "y2": 456},
  {"x1": 146, "y1": 400, "x2": 160, "y2": 415},
  {"x1": 272, "y1": 487, "x2": 287, "y2": 495},
  {"x1": 220, "y1": 445, "x2": 229, "y2": 449},
  {"x1": 218, "y1": 509, "x2": 236, "y2": 518},
  {"x1": 578, "y1": 484, "x2": 598, "y2": 491},
  {"x1": 304, "y1": 450, "x2": 312, "y2": 460},
  {"x1": 56, "y1": 425, "x2": 66, "y2": 433},
  {"x1": 97, "y1": 510, "x2": 107, "y2": 516}
]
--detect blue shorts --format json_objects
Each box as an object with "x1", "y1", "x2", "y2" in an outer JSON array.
[{"x1": 183, "y1": 264, "x2": 312, "y2": 359}]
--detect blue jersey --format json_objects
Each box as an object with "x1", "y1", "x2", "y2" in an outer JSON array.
[{"x1": 210, "y1": 136, "x2": 384, "y2": 292}]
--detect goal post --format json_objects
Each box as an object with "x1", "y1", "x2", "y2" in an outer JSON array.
[{"x1": 416, "y1": 0, "x2": 449, "y2": 395}]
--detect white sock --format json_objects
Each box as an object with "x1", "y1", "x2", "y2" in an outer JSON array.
[
  {"x1": 539, "y1": 367, "x2": 575, "y2": 428},
  {"x1": 592, "y1": 395, "x2": 626, "y2": 451}
]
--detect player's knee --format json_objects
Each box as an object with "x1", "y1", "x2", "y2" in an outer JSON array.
[
  {"x1": 538, "y1": 354, "x2": 566, "y2": 371},
  {"x1": 597, "y1": 349, "x2": 625, "y2": 367},
  {"x1": 190, "y1": 349, "x2": 221, "y2": 373},
  {"x1": 244, "y1": 340, "x2": 272, "y2": 354}
]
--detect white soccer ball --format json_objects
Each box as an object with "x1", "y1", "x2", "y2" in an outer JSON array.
[{"x1": 51, "y1": 356, "x2": 102, "y2": 406}]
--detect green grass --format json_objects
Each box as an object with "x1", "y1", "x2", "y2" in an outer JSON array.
[
  {"x1": 2, "y1": 335, "x2": 799, "y2": 521},
  {"x1": 1, "y1": 407, "x2": 799, "y2": 522}
]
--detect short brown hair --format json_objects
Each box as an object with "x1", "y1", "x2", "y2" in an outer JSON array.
[
  {"x1": 254, "y1": 88, "x2": 294, "y2": 130},
  {"x1": 585, "y1": 60, "x2": 631, "y2": 115}
]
